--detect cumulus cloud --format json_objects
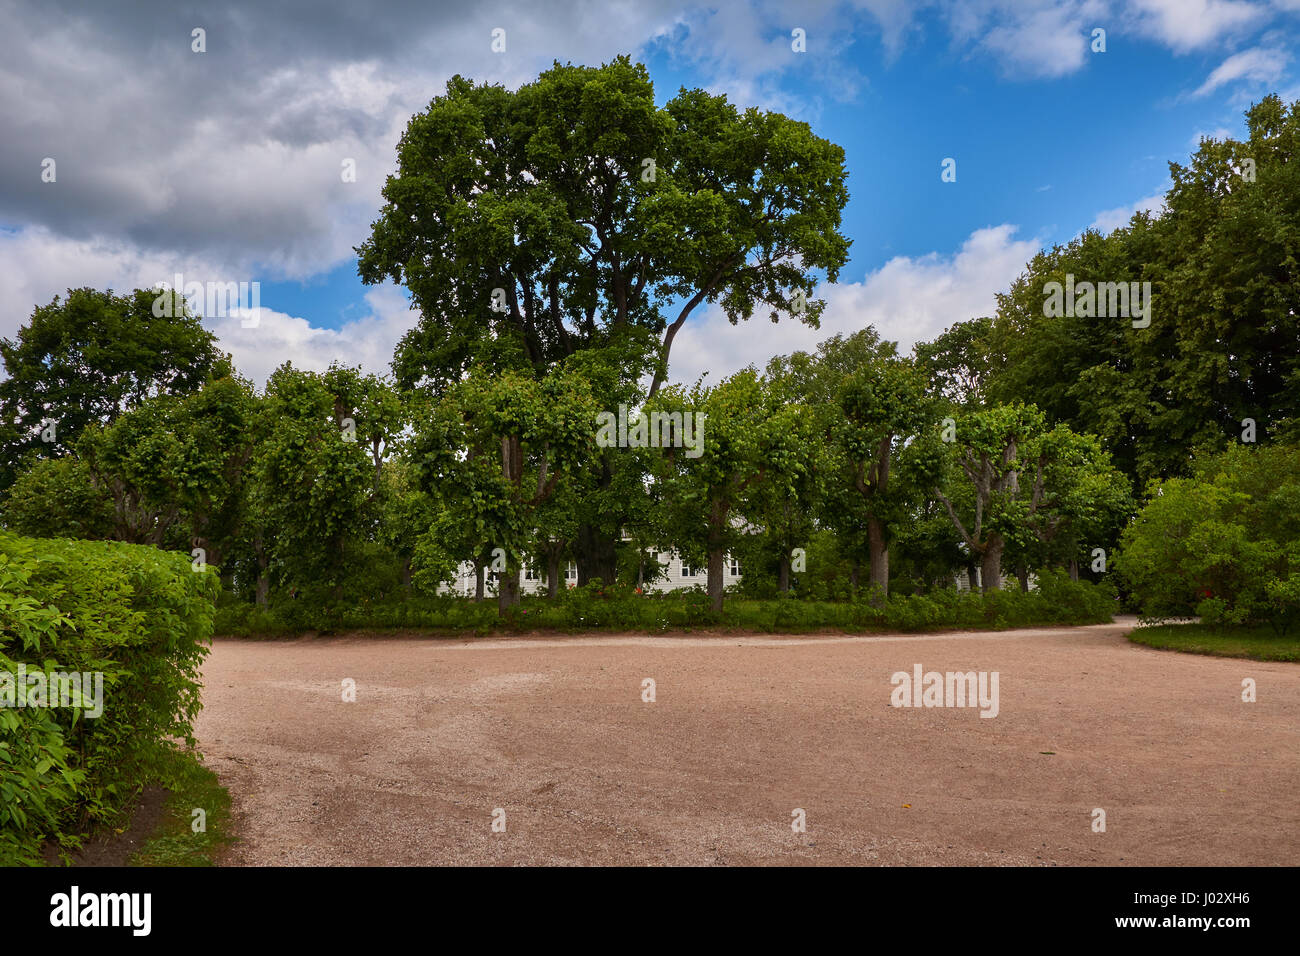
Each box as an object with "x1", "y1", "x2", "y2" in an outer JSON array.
[
  {"x1": 667, "y1": 224, "x2": 1040, "y2": 385},
  {"x1": 966, "y1": 1, "x2": 1104, "y2": 79},
  {"x1": 205, "y1": 284, "x2": 417, "y2": 386},
  {"x1": 0, "y1": 0, "x2": 689, "y2": 281},
  {"x1": 0, "y1": 226, "x2": 235, "y2": 339},
  {"x1": 1127, "y1": 0, "x2": 1267, "y2": 52},
  {"x1": 0, "y1": 224, "x2": 417, "y2": 387},
  {"x1": 853, "y1": 0, "x2": 1287, "y2": 79},
  {"x1": 2, "y1": 0, "x2": 1295, "y2": 390}
]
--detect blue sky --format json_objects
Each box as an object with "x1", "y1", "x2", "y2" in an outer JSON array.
[{"x1": 2, "y1": 0, "x2": 1296, "y2": 385}]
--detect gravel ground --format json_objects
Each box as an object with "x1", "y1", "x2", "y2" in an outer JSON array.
[{"x1": 194, "y1": 620, "x2": 1299, "y2": 866}]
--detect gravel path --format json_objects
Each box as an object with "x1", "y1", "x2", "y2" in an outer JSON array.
[{"x1": 194, "y1": 621, "x2": 1300, "y2": 866}]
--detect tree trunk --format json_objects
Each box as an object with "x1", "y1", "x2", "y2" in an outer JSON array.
[
  {"x1": 965, "y1": 560, "x2": 979, "y2": 592},
  {"x1": 1068, "y1": 559, "x2": 1080, "y2": 581},
  {"x1": 575, "y1": 450, "x2": 619, "y2": 586},
  {"x1": 707, "y1": 546, "x2": 725, "y2": 613},
  {"x1": 980, "y1": 537, "x2": 1004, "y2": 592},
  {"x1": 547, "y1": 551, "x2": 561, "y2": 598},
  {"x1": 706, "y1": 500, "x2": 728, "y2": 613},
  {"x1": 867, "y1": 516, "x2": 889, "y2": 600},
  {"x1": 474, "y1": 562, "x2": 485, "y2": 603},
  {"x1": 576, "y1": 522, "x2": 618, "y2": 587},
  {"x1": 1017, "y1": 565, "x2": 1030, "y2": 592},
  {"x1": 777, "y1": 554, "x2": 791, "y2": 593},
  {"x1": 401, "y1": 557, "x2": 413, "y2": 596},
  {"x1": 254, "y1": 532, "x2": 269, "y2": 606},
  {"x1": 497, "y1": 557, "x2": 521, "y2": 614}
]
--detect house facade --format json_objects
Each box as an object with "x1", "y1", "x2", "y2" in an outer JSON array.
[{"x1": 438, "y1": 549, "x2": 742, "y2": 596}]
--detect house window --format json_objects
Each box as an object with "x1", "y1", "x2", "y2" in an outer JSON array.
[
  {"x1": 523, "y1": 562, "x2": 540, "y2": 582},
  {"x1": 681, "y1": 562, "x2": 695, "y2": 578},
  {"x1": 729, "y1": 558, "x2": 740, "y2": 576},
  {"x1": 565, "y1": 562, "x2": 578, "y2": 581}
]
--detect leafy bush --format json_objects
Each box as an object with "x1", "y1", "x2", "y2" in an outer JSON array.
[
  {"x1": 0, "y1": 456, "x2": 115, "y2": 540},
  {"x1": 0, "y1": 532, "x2": 217, "y2": 865},
  {"x1": 213, "y1": 573, "x2": 1115, "y2": 637},
  {"x1": 1116, "y1": 443, "x2": 1300, "y2": 632}
]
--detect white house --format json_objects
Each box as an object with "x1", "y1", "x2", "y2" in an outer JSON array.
[
  {"x1": 953, "y1": 568, "x2": 1038, "y2": 591},
  {"x1": 438, "y1": 549, "x2": 742, "y2": 597}
]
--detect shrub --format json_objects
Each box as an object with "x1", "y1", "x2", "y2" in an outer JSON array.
[
  {"x1": 1116, "y1": 443, "x2": 1300, "y2": 631},
  {"x1": 0, "y1": 532, "x2": 217, "y2": 865},
  {"x1": 211, "y1": 574, "x2": 1114, "y2": 636},
  {"x1": 0, "y1": 456, "x2": 115, "y2": 540}
]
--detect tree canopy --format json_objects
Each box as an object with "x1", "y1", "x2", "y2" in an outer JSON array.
[{"x1": 357, "y1": 56, "x2": 851, "y2": 395}]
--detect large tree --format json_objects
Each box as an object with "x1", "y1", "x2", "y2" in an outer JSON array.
[
  {"x1": 646, "y1": 368, "x2": 792, "y2": 612},
  {"x1": 768, "y1": 329, "x2": 930, "y2": 597},
  {"x1": 358, "y1": 57, "x2": 850, "y2": 391},
  {"x1": 981, "y1": 94, "x2": 1300, "y2": 488},
  {"x1": 245, "y1": 363, "x2": 397, "y2": 602},
  {"x1": 357, "y1": 57, "x2": 850, "y2": 583},
  {"x1": 833, "y1": 346, "x2": 929, "y2": 597},
  {"x1": 743, "y1": 368, "x2": 823, "y2": 594},
  {"x1": 407, "y1": 362, "x2": 597, "y2": 614},
  {"x1": 78, "y1": 376, "x2": 258, "y2": 561},
  {"x1": 0, "y1": 287, "x2": 223, "y2": 492},
  {"x1": 935, "y1": 403, "x2": 1045, "y2": 592}
]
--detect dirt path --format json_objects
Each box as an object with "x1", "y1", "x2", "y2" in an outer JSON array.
[{"x1": 194, "y1": 621, "x2": 1300, "y2": 866}]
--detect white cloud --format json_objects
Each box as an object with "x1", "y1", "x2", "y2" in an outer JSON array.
[
  {"x1": 977, "y1": 2, "x2": 1098, "y2": 78},
  {"x1": 1193, "y1": 45, "x2": 1289, "y2": 96},
  {"x1": 655, "y1": 1, "x2": 869, "y2": 120},
  {"x1": 851, "y1": 0, "x2": 923, "y2": 55},
  {"x1": 0, "y1": 225, "x2": 415, "y2": 388},
  {"x1": 854, "y1": 0, "x2": 1281, "y2": 78},
  {"x1": 0, "y1": 227, "x2": 228, "y2": 340},
  {"x1": 667, "y1": 224, "x2": 1039, "y2": 385},
  {"x1": 1090, "y1": 192, "x2": 1168, "y2": 233},
  {"x1": 206, "y1": 285, "x2": 416, "y2": 386},
  {"x1": 1128, "y1": 0, "x2": 1267, "y2": 52}
]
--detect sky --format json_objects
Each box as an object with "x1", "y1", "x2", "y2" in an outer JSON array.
[{"x1": 2, "y1": 0, "x2": 1298, "y2": 387}]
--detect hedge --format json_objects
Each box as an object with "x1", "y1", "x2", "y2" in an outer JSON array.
[
  {"x1": 0, "y1": 532, "x2": 217, "y2": 866},
  {"x1": 214, "y1": 569, "x2": 1117, "y2": 636}
]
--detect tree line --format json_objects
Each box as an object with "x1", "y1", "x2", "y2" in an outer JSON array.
[{"x1": 0, "y1": 62, "x2": 1295, "y2": 622}]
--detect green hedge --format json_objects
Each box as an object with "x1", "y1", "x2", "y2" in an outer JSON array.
[
  {"x1": 215, "y1": 570, "x2": 1116, "y2": 636},
  {"x1": 0, "y1": 532, "x2": 217, "y2": 866},
  {"x1": 1116, "y1": 443, "x2": 1300, "y2": 631}
]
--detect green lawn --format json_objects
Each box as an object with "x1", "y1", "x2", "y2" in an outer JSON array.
[
  {"x1": 130, "y1": 748, "x2": 234, "y2": 866},
  {"x1": 1128, "y1": 623, "x2": 1300, "y2": 662}
]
